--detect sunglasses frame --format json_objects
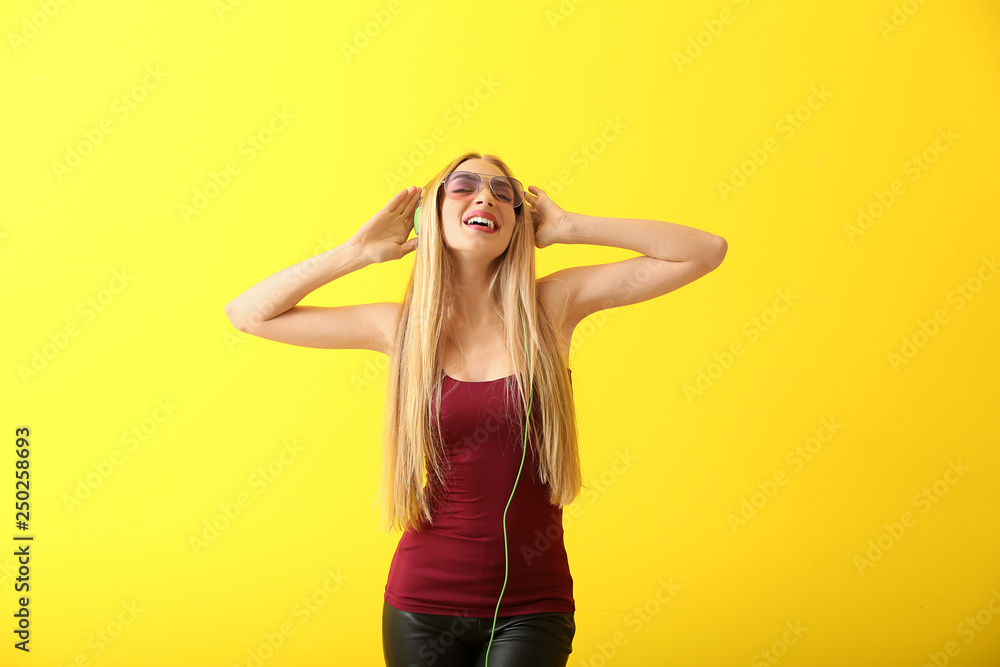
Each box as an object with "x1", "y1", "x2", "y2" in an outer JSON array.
[{"x1": 440, "y1": 171, "x2": 525, "y2": 208}]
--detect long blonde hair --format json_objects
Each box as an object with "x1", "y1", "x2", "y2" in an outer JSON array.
[{"x1": 377, "y1": 151, "x2": 582, "y2": 533}]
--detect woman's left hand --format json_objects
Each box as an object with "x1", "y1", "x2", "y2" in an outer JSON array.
[{"x1": 525, "y1": 185, "x2": 569, "y2": 249}]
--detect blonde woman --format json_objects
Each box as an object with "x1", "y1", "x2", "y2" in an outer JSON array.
[{"x1": 225, "y1": 151, "x2": 727, "y2": 666}]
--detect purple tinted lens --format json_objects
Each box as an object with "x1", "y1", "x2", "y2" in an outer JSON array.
[
  {"x1": 444, "y1": 172, "x2": 523, "y2": 206},
  {"x1": 444, "y1": 172, "x2": 480, "y2": 198}
]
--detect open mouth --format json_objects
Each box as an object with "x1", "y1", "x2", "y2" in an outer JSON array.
[{"x1": 464, "y1": 215, "x2": 498, "y2": 233}]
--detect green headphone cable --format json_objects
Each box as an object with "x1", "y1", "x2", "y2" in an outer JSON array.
[{"x1": 483, "y1": 294, "x2": 532, "y2": 666}]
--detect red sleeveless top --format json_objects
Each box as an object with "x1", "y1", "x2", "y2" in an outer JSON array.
[{"x1": 384, "y1": 369, "x2": 575, "y2": 616}]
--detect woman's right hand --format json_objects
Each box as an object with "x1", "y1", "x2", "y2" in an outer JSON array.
[{"x1": 348, "y1": 186, "x2": 421, "y2": 264}]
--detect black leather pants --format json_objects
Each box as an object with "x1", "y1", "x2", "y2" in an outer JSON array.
[{"x1": 382, "y1": 600, "x2": 575, "y2": 667}]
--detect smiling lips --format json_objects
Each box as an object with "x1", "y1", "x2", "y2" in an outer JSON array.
[{"x1": 463, "y1": 209, "x2": 499, "y2": 234}]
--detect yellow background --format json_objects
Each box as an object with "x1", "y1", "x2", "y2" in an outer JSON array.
[{"x1": 3, "y1": 0, "x2": 999, "y2": 665}]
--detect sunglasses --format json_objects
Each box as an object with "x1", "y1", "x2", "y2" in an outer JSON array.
[{"x1": 440, "y1": 171, "x2": 525, "y2": 208}]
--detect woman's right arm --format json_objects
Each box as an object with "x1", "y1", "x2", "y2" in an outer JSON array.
[{"x1": 224, "y1": 186, "x2": 420, "y2": 354}]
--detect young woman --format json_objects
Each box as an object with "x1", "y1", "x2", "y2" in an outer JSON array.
[{"x1": 225, "y1": 151, "x2": 727, "y2": 666}]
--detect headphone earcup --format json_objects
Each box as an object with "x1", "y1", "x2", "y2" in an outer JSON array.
[{"x1": 413, "y1": 205, "x2": 421, "y2": 236}]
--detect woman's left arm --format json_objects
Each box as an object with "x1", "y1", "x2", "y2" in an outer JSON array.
[{"x1": 530, "y1": 186, "x2": 727, "y2": 328}]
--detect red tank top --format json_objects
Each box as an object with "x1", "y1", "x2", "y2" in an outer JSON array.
[{"x1": 384, "y1": 369, "x2": 575, "y2": 616}]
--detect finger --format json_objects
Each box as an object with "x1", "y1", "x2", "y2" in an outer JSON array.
[
  {"x1": 404, "y1": 189, "x2": 421, "y2": 214},
  {"x1": 386, "y1": 186, "x2": 412, "y2": 212},
  {"x1": 408, "y1": 187, "x2": 423, "y2": 213}
]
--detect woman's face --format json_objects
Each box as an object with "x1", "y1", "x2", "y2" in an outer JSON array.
[{"x1": 438, "y1": 158, "x2": 519, "y2": 261}]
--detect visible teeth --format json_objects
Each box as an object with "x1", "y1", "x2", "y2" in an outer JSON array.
[{"x1": 466, "y1": 216, "x2": 496, "y2": 230}]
